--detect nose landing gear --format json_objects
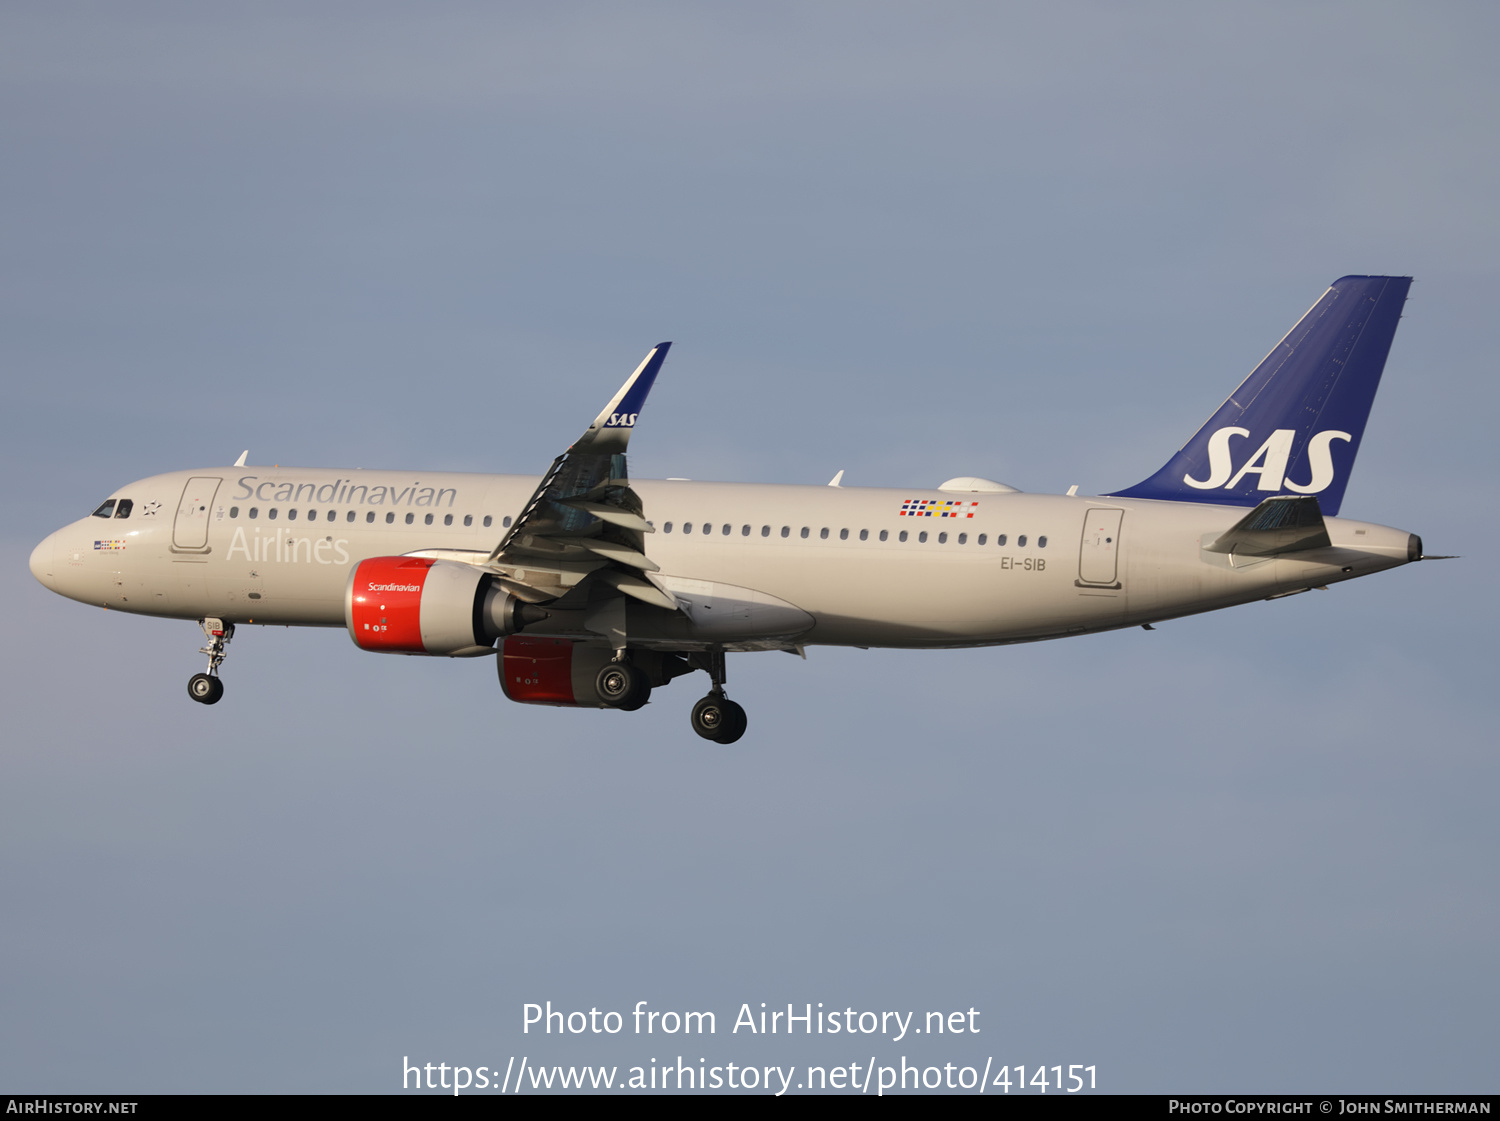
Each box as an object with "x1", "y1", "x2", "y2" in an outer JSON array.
[
  {"x1": 689, "y1": 646, "x2": 747, "y2": 744},
  {"x1": 187, "y1": 617, "x2": 233, "y2": 705}
]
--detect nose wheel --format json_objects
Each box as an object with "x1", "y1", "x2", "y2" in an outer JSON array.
[
  {"x1": 188, "y1": 673, "x2": 224, "y2": 705},
  {"x1": 188, "y1": 617, "x2": 234, "y2": 706}
]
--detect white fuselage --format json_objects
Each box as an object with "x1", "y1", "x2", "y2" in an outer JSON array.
[{"x1": 30, "y1": 466, "x2": 1417, "y2": 652}]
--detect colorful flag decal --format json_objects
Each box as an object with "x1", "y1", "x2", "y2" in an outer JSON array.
[
  {"x1": 94, "y1": 540, "x2": 126, "y2": 551},
  {"x1": 899, "y1": 500, "x2": 978, "y2": 518}
]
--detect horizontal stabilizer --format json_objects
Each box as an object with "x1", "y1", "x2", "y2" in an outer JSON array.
[{"x1": 1205, "y1": 496, "x2": 1330, "y2": 557}]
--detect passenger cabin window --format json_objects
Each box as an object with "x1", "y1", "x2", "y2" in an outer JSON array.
[
  {"x1": 503, "y1": 516, "x2": 512, "y2": 527},
  {"x1": 229, "y1": 507, "x2": 240, "y2": 518},
  {"x1": 347, "y1": 511, "x2": 356, "y2": 522},
  {"x1": 405, "y1": 513, "x2": 415, "y2": 525},
  {"x1": 288, "y1": 509, "x2": 298, "y2": 521},
  {"x1": 800, "y1": 527, "x2": 809, "y2": 539},
  {"x1": 424, "y1": 514, "x2": 434, "y2": 525},
  {"x1": 899, "y1": 530, "x2": 908, "y2": 542},
  {"x1": 761, "y1": 526, "x2": 770, "y2": 537},
  {"x1": 781, "y1": 526, "x2": 790, "y2": 538},
  {"x1": 683, "y1": 522, "x2": 692, "y2": 534},
  {"x1": 268, "y1": 508, "x2": 279, "y2": 520},
  {"x1": 919, "y1": 531, "x2": 929, "y2": 543},
  {"x1": 819, "y1": 528, "x2": 829, "y2": 540},
  {"x1": 114, "y1": 499, "x2": 133, "y2": 518},
  {"x1": 386, "y1": 513, "x2": 395, "y2": 524},
  {"x1": 249, "y1": 508, "x2": 259, "y2": 519},
  {"x1": 742, "y1": 525, "x2": 750, "y2": 536},
  {"x1": 1038, "y1": 536, "x2": 1048, "y2": 547},
  {"x1": 444, "y1": 514, "x2": 452, "y2": 526},
  {"x1": 722, "y1": 524, "x2": 730, "y2": 536},
  {"x1": 91, "y1": 500, "x2": 116, "y2": 518},
  {"x1": 839, "y1": 528, "x2": 849, "y2": 540},
  {"x1": 366, "y1": 511, "x2": 375, "y2": 523},
  {"x1": 327, "y1": 510, "x2": 336, "y2": 522},
  {"x1": 664, "y1": 522, "x2": 674, "y2": 533},
  {"x1": 996, "y1": 534, "x2": 1007, "y2": 546},
  {"x1": 482, "y1": 516, "x2": 492, "y2": 528},
  {"x1": 463, "y1": 515, "x2": 472, "y2": 527},
  {"x1": 958, "y1": 532, "x2": 966, "y2": 544},
  {"x1": 978, "y1": 533, "x2": 987, "y2": 545},
  {"x1": 938, "y1": 532, "x2": 947, "y2": 544},
  {"x1": 859, "y1": 529, "x2": 868, "y2": 541},
  {"x1": 1018, "y1": 535, "x2": 1027, "y2": 547},
  {"x1": 879, "y1": 529, "x2": 888, "y2": 542}
]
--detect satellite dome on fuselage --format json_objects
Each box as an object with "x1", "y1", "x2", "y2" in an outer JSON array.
[{"x1": 937, "y1": 477, "x2": 1019, "y2": 493}]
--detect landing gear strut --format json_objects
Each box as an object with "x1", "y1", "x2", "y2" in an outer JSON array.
[
  {"x1": 187, "y1": 617, "x2": 233, "y2": 705},
  {"x1": 689, "y1": 647, "x2": 747, "y2": 744}
]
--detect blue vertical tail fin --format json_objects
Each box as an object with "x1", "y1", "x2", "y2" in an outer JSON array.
[{"x1": 1108, "y1": 275, "x2": 1411, "y2": 516}]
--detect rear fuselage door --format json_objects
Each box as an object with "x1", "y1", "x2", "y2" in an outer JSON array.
[
  {"x1": 173, "y1": 477, "x2": 222, "y2": 550},
  {"x1": 1077, "y1": 507, "x2": 1124, "y2": 587}
]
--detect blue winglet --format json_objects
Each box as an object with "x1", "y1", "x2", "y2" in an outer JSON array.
[
  {"x1": 580, "y1": 342, "x2": 671, "y2": 452},
  {"x1": 609, "y1": 341, "x2": 671, "y2": 425},
  {"x1": 1108, "y1": 276, "x2": 1411, "y2": 516}
]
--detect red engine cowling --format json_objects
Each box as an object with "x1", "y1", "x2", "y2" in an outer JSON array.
[
  {"x1": 345, "y1": 557, "x2": 541, "y2": 656},
  {"x1": 499, "y1": 636, "x2": 619, "y2": 707}
]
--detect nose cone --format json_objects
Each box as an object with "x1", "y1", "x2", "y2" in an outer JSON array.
[{"x1": 30, "y1": 532, "x2": 57, "y2": 589}]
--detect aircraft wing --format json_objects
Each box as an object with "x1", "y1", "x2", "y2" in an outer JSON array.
[{"x1": 481, "y1": 343, "x2": 679, "y2": 621}]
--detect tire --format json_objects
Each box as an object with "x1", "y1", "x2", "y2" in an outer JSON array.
[
  {"x1": 188, "y1": 673, "x2": 222, "y2": 705},
  {"x1": 714, "y1": 699, "x2": 747, "y2": 744},
  {"x1": 691, "y1": 695, "x2": 746, "y2": 743},
  {"x1": 617, "y1": 681, "x2": 652, "y2": 712},
  {"x1": 690, "y1": 696, "x2": 725, "y2": 739},
  {"x1": 596, "y1": 662, "x2": 645, "y2": 709}
]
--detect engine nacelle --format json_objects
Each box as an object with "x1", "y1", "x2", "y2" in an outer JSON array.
[
  {"x1": 498, "y1": 638, "x2": 695, "y2": 707},
  {"x1": 498, "y1": 636, "x2": 618, "y2": 707},
  {"x1": 345, "y1": 557, "x2": 545, "y2": 656}
]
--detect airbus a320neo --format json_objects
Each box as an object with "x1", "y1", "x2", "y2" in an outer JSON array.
[{"x1": 31, "y1": 276, "x2": 1439, "y2": 742}]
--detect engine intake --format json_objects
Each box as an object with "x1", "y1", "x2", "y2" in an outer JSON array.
[{"x1": 345, "y1": 557, "x2": 546, "y2": 656}]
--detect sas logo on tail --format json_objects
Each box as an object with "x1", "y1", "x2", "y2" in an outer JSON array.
[
  {"x1": 603, "y1": 412, "x2": 639, "y2": 429},
  {"x1": 1185, "y1": 428, "x2": 1351, "y2": 494}
]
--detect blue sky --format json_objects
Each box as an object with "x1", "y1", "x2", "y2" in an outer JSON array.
[{"x1": 3, "y1": 3, "x2": 1497, "y2": 1093}]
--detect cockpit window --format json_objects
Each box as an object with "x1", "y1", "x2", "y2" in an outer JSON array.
[
  {"x1": 91, "y1": 500, "x2": 116, "y2": 518},
  {"x1": 113, "y1": 499, "x2": 133, "y2": 519}
]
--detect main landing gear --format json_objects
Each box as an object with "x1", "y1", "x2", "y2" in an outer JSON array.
[
  {"x1": 591, "y1": 645, "x2": 749, "y2": 743},
  {"x1": 689, "y1": 647, "x2": 747, "y2": 745},
  {"x1": 595, "y1": 659, "x2": 652, "y2": 711},
  {"x1": 187, "y1": 617, "x2": 234, "y2": 706}
]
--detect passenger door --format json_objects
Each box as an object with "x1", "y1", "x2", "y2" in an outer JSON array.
[{"x1": 173, "y1": 477, "x2": 222, "y2": 551}]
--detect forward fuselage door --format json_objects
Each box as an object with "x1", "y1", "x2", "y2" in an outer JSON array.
[
  {"x1": 1077, "y1": 507, "x2": 1124, "y2": 588},
  {"x1": 173, "y1": 477, "x2": 222, "y2": 551}
]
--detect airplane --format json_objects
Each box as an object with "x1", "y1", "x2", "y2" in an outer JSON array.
[{"x1": 30, "y1": 275, "x2": 1440, "y2": 744}]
